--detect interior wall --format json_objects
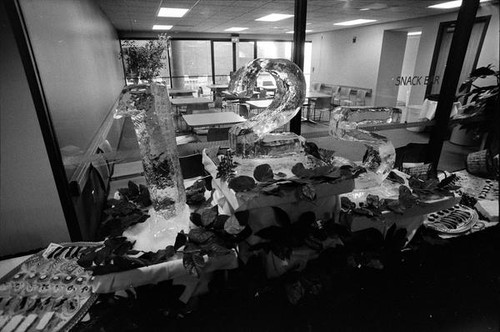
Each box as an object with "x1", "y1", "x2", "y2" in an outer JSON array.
[
  {"x1": 309, "y1": 4, "x2": 499, "y2": 106},
  {"x1": 18, "y1": 0, "x2": 124, "y2": 162},
  {"x1": 397, "y1": 35, "x2": 421, "y2": 104},
  {"x1": 310, "y1": 25, "x2": 383, "y2": 92},
  {"x1": 374, "y1": 30, "x2": 408, "y2": 106},
  {"x1": 0, "y1": 8, "x2": 70, "y2": 256}
]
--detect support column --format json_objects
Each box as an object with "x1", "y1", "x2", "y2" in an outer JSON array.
[
  {"x1": 290, "y1": 0, "x2": 307, "y2": 135},
  {"x1": 426, "y1": 0, "x2": 480, "y2": 171}
]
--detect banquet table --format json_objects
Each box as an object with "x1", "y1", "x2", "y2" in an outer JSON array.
[{"x1": 182, "y1": 112, "x2": 245, "y2": 129}]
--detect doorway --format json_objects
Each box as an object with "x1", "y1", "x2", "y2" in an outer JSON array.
[{"x1": 426, "y1": 16, "x2": 490, "y2": 97}]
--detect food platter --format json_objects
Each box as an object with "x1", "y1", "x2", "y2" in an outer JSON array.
[
  {"x1": 424, "y1": 204, "x2": 478, "y2": 235},
  {"x1": 0, "y1": 243, "x2": 99, "y2": 332}
]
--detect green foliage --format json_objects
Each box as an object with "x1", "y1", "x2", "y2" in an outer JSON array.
[
  {"x1": 77, "y1": 237, "x2": 176, "y2": 275},
  {"x1": 121, "y1": 34, "x2": 169, "y2": 81},
  {"x1": 456, "y1": 64, "x2": 499, "y2": 153},
  {"x1": 216, "y1": 149, "x2": 239, "y2": 182}
]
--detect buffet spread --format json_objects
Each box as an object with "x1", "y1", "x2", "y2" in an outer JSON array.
[{"x1": 0, "y1": 58, "x2": 498, "y2": 330}]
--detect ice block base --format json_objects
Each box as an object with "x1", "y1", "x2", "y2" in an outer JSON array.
[{"x1": 123, "y1": 203, "x2": 190, "y2": 252}]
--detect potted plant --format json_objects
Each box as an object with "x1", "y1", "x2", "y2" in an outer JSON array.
[
  {"x1": 121, "y1": 34, "x2": 169, "y2": 83},
  {"x1": 455, "y1": 64, "x2": 499, "y2": 177}
]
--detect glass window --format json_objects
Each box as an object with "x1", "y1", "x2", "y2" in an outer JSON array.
[
  {"x1": 257, "y1": 41, "x2": 292, "y2": 59},
  {"x1": 237, "y1": 41, "x2": 255, "y2": 69},
  {"x1": 170, "y1": 40, "x2": 212, "y2": 90},
  {"x1": 213, "y1": 41, "x2": 233, "y2": 84}
]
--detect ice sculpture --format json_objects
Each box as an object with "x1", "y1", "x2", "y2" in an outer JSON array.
[
  {"x1": 329, "y1": 106, "x2": 402, "y2": 188},
  {"x1": 228, "y1": 58, "x2": 306, "y2": 157},
  {"x1": 114, "y1": 83, "x2": 188, "y2": 248}
]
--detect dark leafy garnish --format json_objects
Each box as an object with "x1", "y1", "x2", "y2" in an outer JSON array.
[
  {"x1": 254, "y1": 164, "x2": 274, "y2": 182},
  {"x1": 299, "y1": 183, "x2": 316, "y2": 201},
  {"x1": 117, "y1": 181, "x2": 152, "y2": 208},
  {"x1": 228, "y1": 176, "x2": 256, "y2": 192},
  {"x1": 174, "y1": 231, "x2": 187, "y2": 251}
]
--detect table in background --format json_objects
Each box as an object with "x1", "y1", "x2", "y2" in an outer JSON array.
[
  {"x1": 246, "y1": 99, "x2": 272, "y2": 112},
  {"x1": 170, "y1": 97, "x2": 212, "y2": 131},
  {"x1": 182, "y1": 112, "x2": 245, "y2": 129},
  {"x1": 207, "y1": 84, "x2": 229, "y2": 100},
  {"x1": 168, "y1": 89, "x2": 196, "y2": 98},
  {"x1": 305, "y1": 90, "x2": 332, "y2": 123},
  {"x1": 170, "y1": 97, "x2": 211, "y2": 111}
]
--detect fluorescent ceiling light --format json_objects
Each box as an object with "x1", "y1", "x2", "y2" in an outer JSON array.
[
  {"x1": 408, "y1": 31, "x2": 422, "y2": 36},
  {"x1": 428, "y1": 0, "x2": 488, "y2": 9},
  {"x1": 286, "y1": 30, "x2": 313, "y2": 34},
  {"x1": 152, "y1": 25, "x2": 173, "y2": 30},
  {"x1": 256, "y1": 14, "x2": 293, "y2": 22},
  {"x1": 334, "y1": 19, "x2": 376, "y2": 26},
  {"x1": 225, "y1": 27, "x2": 248, "y2": 32},
  {"x1": 158, "y1": 7, "x2": 189, "y2": 17}
]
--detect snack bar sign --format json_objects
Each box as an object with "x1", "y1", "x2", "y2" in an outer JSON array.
[{"x1": 395, "y1": 75, "x2": 440, "y2": 86}]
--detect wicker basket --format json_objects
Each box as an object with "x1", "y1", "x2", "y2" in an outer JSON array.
[{"x1": 466, "y1": 149, "x2": 493, "y2": 177}]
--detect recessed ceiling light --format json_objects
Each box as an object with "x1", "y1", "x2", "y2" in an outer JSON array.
[
  {"x1": 359, "y1": 8, "x2": 371, "y2": 11},
  {"x1": 428, "y1": 0, "x2": 488, "y2": 9},
  {"x1": 408, "y1": 31, "x2": 422, "y2": 36},
  {"x1": 158, "y1": 7, "x2": 189, "y2": 17},
  {"x1": 256, "y1": 14, "x2": 294, "y2": 22},
  {"x1": 152, "y1": 25, "x2": 173, "y2": 30},
  {"x1": 286, "y1": 30, "x2": 313, "y2": 34},
  {"x1": 225, "y1": 27, "x2": 248, "y2": 32},
  {"x1": 334, "y1": 19, "x2": 377, "y2": 26}
]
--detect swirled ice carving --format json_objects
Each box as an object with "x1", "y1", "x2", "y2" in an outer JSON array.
[
  {"x1": 228, "y1": 58, "x2": 306, "y2": 155},
  {"x1": 329, "y1": 106, "x2": 402, "y2": 187}
]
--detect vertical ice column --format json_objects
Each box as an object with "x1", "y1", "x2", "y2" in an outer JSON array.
[{"x1": 115, "y1": 83, "x2": 187, "y2": 239}]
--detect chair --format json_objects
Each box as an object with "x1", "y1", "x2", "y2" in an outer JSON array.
[
  {"x1": 339, "y1": 87, "x2": 352, "y2": 106},
  {"x1": 331, "y1": 86, "x2": 341, "y2": 106},
  {"x1": 353, "y1": 89, "x2": 367, "y2": 106},
  {"x1": 92, "y1": 153, "x2": 110, "y2": 192},
  {"x1": 239, "y1": 103, "x2": 250, "y2": 118},
  {"x1": 179, "y1": 153, "x2": 207, "y2": 179},
  {"x1": 395, "y1": 143, "x2": 425, "y2": 167},
  {"x1": 213, "y1": 95, "x2": 224, "y2": 111},
  {"x1": 313, "y1": 96, "x2": 333, "y2": 122},
  {"x1": 96, "y1": 139, "x2": 114, "y2": 176},
  {"x1": 311, "y1": 83, "x2": 321, "y2": 91},
  {"x1": 207, "y1": 127, "x2": 230, "y2": 141},
  {"x1": 72, "y1": 164, "x2": 107, "y2": 240}
]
